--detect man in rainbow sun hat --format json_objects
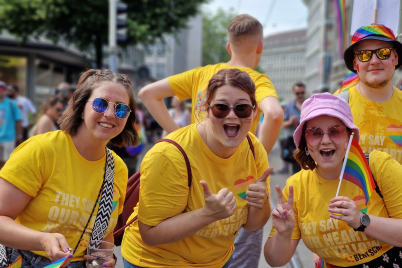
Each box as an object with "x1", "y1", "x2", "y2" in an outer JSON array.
[{"x1": 334, "y1": 24, "x2": 402, "y2": 164}]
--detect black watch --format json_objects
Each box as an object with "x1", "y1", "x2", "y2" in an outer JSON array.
[{"x1": 353, "y1": 213, "x2": 370, "y2": 232}]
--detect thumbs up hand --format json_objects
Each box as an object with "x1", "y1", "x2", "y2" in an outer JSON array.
[
  {"x1": 199, "y1": 180, "x2": 237, "y2": 221},
  {"x1": 246, "y1": 167, "x2": 273, "y2": 209}
]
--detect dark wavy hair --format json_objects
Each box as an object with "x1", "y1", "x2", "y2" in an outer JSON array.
[{"x1": 58, "y1": 69, "x2": 138, "y2": 147}]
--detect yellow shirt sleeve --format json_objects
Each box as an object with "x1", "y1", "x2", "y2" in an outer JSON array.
[
  {"x1": 0, "y1": 138, "x2": 47, "y2": 197},
  {"x1": 169, "y1": 68, "x2": 200, "y2": 101},
  {"x1": 112, "y1": 153, "x2": 128, "y2": 215},
  {"x1": 252, "y1": 134, "x2": 270, "y2": 195},
  {"x1": 254, "y1": 74, "x2": 278, "y2": 107},
  {"x1": 138, "y1": 150, "x2": 189, "y2": 226},
  {"x1": 370, "y1": 150, "x2": 402, "y2": 218}
]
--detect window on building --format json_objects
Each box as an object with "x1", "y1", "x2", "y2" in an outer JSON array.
[
  {"x1": 145, "y1": 45, "x2": 154, "y2": 56},
  {"x1": 156, "y1": 64, "x2": 166, "y2": 78},
  {"x1": 156, "y1": 42, "x2": 165, "y2": 56}
]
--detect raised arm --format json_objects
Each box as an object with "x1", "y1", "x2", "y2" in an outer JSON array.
[
  {"x1": 139, "y1": 180, "x2": 236, "y2": 246},
  {"x1": 264, "y1": 185, "x2": 299, "y2": 266},
  {"x1": 138, "y1": 78, "x2": 180, "y2": 133},
  {"x1": 258, "y1": 97, "x2": 284, "y2": 154}
]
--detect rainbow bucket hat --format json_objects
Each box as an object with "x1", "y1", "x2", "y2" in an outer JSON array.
[{"x1": 344, "y1": 24, "x2": 402, "y2": 72}]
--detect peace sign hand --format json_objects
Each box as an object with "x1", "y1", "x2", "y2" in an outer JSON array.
[{"x1": 272, "y1": 185, "x2": 295, "y2": 235}]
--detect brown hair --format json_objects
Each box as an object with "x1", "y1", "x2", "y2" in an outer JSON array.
[
  {"x1": 197, "y1": 69, "x2": 257, "y2": 116},
  {"x1": 59, "y1": 69, "x2": 138, "y2": 147},
  {"x1": 40, "y1": 96, "x2": 63, "y2": 117},
  {"x1": 227, "y1": 14, "x2": 263, "y2": 44},
  {"x1": 293, "y1": 124, "x2": 317, "y2": 170}
]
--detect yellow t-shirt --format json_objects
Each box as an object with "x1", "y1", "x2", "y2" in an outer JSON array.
[
  {"x1": 168, "y1": 63, "x2": 278, "y2": 134},
  {"x1": 122, "y1": 124, "x2": 269, "y2": 267},
  {"x1": 269, "y1": 150, "x2": 402, "y2": 266},
  {"x1": 0, "y1": 131, "x2": 128, "y2": 261},
  {"x1": 344, "y1": 87, "x2": 402, "y2": 164}
]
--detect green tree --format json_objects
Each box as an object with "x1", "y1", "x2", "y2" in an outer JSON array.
[
  {"x1": 0, "y1": 0, "x2": 208, "y2": 68},
  {"x1": 202, "y1": 8, "x2": 236, "y2": 66}
]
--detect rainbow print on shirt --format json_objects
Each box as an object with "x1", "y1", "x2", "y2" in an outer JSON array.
[
  {"x1": 386, "y1": 124, "x2": 402, "y2": 147},
  {"x1": 234, "y1": 176, "x2": 256, "y2": 200},
  {"x1": 97, "y1": 189, "x2": 118, "y2": 212}
]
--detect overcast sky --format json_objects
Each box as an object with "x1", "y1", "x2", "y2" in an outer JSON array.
[{"x1": 202, "y1": 0, "x2": 308, "y2": 37}]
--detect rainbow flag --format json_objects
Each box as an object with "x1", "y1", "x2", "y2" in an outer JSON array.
[
  {"x1": 334, "y1": 0, "x2": 347, "y2": 59},
  {"x1": 7, "y1": 255, "x2": 21, "y2": 268},
  {"x1": 44, "y1": 256, "x2": 68, "y2": 268},
  {"x1": 343, "y1": 138, "x2": 376, "y2": 205},
  {"x1": 316, "y1": 258, "x2": 340, "y2": 268},
  {"x1": 334, "y1": 72, "x2": 359, "y2": 95}
]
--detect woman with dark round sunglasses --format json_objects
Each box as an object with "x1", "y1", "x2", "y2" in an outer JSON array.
[
  {"x1": 121, "y1": 69, "x2": 272, "y2": 268},
  {"x1": 0, "y1": 69, "x2": 138, "y2": 268},
  {"x1": 264, "y1": 93, "x2": 402, "y2": 268}
]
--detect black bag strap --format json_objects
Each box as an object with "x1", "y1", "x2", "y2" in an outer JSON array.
[{"x1": 246, "y1": 134, "x2": 255, "y2": 160}]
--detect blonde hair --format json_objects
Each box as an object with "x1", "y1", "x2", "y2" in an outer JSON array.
[{"x1": 227, "y1": 14, "x2": 263, "y2": 44}]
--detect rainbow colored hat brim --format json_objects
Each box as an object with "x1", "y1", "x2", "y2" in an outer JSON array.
[{"x1": 344, "y1": 24, "x2": 402, "y2": 73}]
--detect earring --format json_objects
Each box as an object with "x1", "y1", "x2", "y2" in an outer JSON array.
[{"x1": 305, "y1": 147, "x2": 309, "y2": 156}]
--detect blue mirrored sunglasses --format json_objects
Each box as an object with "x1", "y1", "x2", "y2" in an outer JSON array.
[{"x1": 90, "y1": 97, "x2": 131, "y2": 119}]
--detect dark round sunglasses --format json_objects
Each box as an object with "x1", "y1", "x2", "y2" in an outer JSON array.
[
  {"x1": 208, "y1": 103, "x2": 255, "y2": 118},
  {"x1": 355, "y1": 47, "x2": 393, "y2": 62},
  {"x1": 90, "y1": 98, "x2": 131, "y2": 119}
]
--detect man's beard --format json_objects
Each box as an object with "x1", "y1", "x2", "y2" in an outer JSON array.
[{"x1": 362, "y1": 78, "x2": 391, "y2": 89}]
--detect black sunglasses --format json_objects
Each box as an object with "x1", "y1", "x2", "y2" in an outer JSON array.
[
  {"x1": 89, "y1": 98, "x2": 131, "y2": 119},
  {"x1": 355, "y1": 47, "x2": 393, "y2": 62},
  {"x1": 295, "y1": 91, "x2": 305, "y2": 96},
  {"x1": 208, "y1": 103, "x2": 255, "y2": 118}
]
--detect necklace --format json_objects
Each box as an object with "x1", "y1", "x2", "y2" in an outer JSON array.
[{"x1": 315, "y1": 170, "x2": 337, "y2": 185}]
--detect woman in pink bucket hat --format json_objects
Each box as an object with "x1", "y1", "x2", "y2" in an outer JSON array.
[{"x1": 264, "y1": 93, "x2": 402, "y2": 268}]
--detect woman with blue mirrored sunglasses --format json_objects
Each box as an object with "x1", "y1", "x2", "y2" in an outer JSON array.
[{"x1": 0, "y1": 69, "x2": 138, "y2": 268}]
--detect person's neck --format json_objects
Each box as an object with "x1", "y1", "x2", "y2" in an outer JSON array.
[
  {"x1": 316, "y1": 162, "x2": 343, "y2": 181},
  {"x1": 196, "y1": 122, "x2": 237, "y2": 159},
  {"x1": 295, "y1": 99, "x2": 304, "y2": 106},
  {"x1": 226, "y1": 54, "x2": 257, "y2": 69},
  {"x1": 357, "y1": 80, "x2": 394, "y2": 103},
  {"x1": 72, "y1": 125, "x2": 108, "y2": 161}
]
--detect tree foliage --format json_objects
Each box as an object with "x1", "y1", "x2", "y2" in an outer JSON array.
[
  {"x1": 0, "y1": 0, "x2": 208, "y2": 68},
  {"x1": 202, "y1": 8, "x2": 236, "y2": 66}
]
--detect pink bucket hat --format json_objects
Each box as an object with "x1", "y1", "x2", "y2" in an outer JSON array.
[{"x1": 293, "y1": 93, "x2": 360, "y2": 148}]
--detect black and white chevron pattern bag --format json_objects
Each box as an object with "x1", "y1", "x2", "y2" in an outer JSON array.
[{"x1": 89, "y1": 147, "x2": 115, "y2": 248}]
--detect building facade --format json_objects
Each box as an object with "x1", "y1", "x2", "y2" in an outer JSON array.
[
  {"x1": 260, "y1": 29, "x2": 307, "y2": 101},
  {"x1": 144, "y1": 14, "x2": 202, "y2": 80}
]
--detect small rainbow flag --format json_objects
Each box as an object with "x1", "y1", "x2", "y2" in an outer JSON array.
[
  {"x1": 334, "y1": 72, "x2": 359, "y2": 95},
  {"x1": 316, "y1": 258, "x2": 340, "y2": 268},
  {"x1": 342, "y1": 137, "x2": 376, "y2": 205},
  {"x1": 386, "y1": 125, "x2": 402, "y2": 147},
  {"x1": 7, "y1": 255, "x2": 21, "y2": 268},
  {"x1": 334, "y1": 0, "x2": 347, "y2": 59},
  {"x1": 44, "y1": 256, "x2": 68, "y2": 268}
]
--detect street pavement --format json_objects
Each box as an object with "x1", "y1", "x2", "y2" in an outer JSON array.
[{"x1": 115, "y1": 142, "x2": 314, "y2": 268}]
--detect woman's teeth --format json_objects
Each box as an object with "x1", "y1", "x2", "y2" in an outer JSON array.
[
  {"x1": 99, "y1": 123, "x2": 113, "y2": 128},
  {"x1": 320, "y1": 149, "x2": 335, "y2": 157}
]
